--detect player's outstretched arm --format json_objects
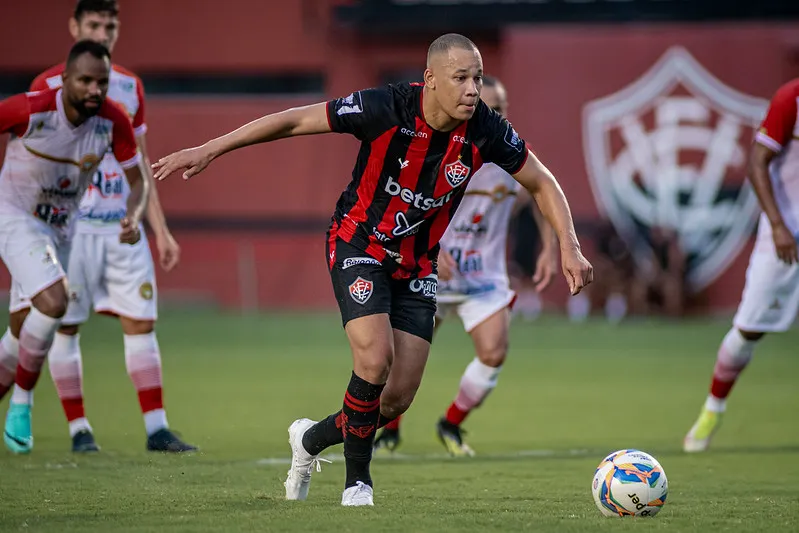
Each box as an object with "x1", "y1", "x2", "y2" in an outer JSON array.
[
  {"x1": 512, "y1": 150, "x2": 593, "y2": 295},
  {"x1": 152, "y1": 102, "x2": 331, "y2": 181},
  {"x1": 120, "y1": 164, "x2": 150, "y2": 245},
  {"x1": 749, "y1": 142, "x2": 798, "y2": 263}
]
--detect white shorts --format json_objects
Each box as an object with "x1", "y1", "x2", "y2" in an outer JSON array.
[
  {"x1": 732, "y1": 232, "x2": 799, "y2": 333},
  {"x1": 1, "y1": 215, "x2": 70, "y2": 310},
  {"x1": 11, "y1": 230, "x2": 158, "y2": 323},
  {"x1": 436, "y1": 288, "x2": 516, "y2": 333}
]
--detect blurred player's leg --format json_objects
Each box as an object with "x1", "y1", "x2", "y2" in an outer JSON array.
[
  {"x1": 48, "y1": 234, "x2": 98, "y2": 452},
  {"x1": 685, "y1": 235, "x2": 799, "y2": 453},
  {"x1": 437, "y1": 293, "x2": 512, "y2": 457},
  {"x1": 2, "y1": 218, "x2": 70, "y2": 454},
  {"x1": 684, "y1": 328, "x2": 759, "y2": 453},
  {"x1": 49, "y1": 328, "x2": 99, "y2": 452},
  {"x1": 104, "y1": 234, "x2": 195, "y2": 452},
  {"x1": 5, "y1": 282, "x2": 67, "y2": 454},
  {"x1": 0, "y1": 328, "x2": 19, "y2": 400},
  {"x1": 120, "y1": 317, "x2": 196, "y2": 452}
]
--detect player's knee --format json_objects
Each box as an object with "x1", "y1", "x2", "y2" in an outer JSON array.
[
  {"x1": 32, "y1": 283, "x2": 69, "y2": 319},
  {"x1": 380, "y1": 391, "x2": 415, "y2": 418},
  {"x1": 119, "y1": 317, "x2": 155, "y2": 336},
  {"x1": 737, "y1": 329, "x2": 765, "y2": 342},
  {"x1": 476, "y1": 338, "x2": 508, "y2": 368}
]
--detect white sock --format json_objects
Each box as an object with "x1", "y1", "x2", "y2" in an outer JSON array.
[
  {"x1": 124, "y1": 333, "x2": 168, "y2": 436},
  {"x1": 0, "y1": 328, "x2": 19, "y2": 389},
  {"x1": 15, "y1": 307, "x2": 61, "y2": 404},
  {"x1": 567, "y1": 292, "x2": 591, "y2": 322},
  {"x1": 704, "y1": 395, "x2": 727, "y2": 413},
  {"x1": 144, "y1": 409, "x2": 168, "y2": 436},
  {"x1": 604, "y1": 293, "x2": 627, "y2": 323},
  {"x1": 453, "y1": 358, "x2": 502, "y2": 412},
  {"x1": 68, "y1": 418, "x2": 92, "y2": 438},
  {"x1": 49, "y1": 332, "x2": 84, "y2": 400},
  {"x1": 11, "y1": 385, "x2": 33, "y2": 405}
]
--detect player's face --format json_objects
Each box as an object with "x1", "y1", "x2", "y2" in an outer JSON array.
[
  {"x1": 426, "y1": 47, "x2": 483, "y2": 122},
  {"x1": 70, "y1": 12, "x2": 120, "y2": 52},
  {"x1": 63, "y1": 54, "x2": 111, "y2": 119},
  {"x1": 481, "y1": 84, "x2": 508, "y2": 119}
]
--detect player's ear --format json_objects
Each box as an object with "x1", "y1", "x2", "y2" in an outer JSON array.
[
  {"x1": 69, "y1": 17, "x2": 80, "y2": 40},
  {"x1": 424, "y1": 69, "x2": 435, "y2": 89}
]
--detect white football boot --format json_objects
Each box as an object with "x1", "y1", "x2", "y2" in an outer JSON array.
[
  {"x1": 285, "y1": 418, "x2": 329, "y2": 500},
  {"x1": 341, "y1": 481, "x2": 374, "y2": 506}
]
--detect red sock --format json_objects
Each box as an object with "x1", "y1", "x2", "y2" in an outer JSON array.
[
  {"x1": 138, "y1": 387, "x2": 164, "y2": 413},
  {"x1": 445, "y1": 403, "x2": 469, "y2": 426},
  {"x1": 61, "y1": 397, "x2": 85, "y2": 422},
  {"x1": 384, "y1": 415, "x2": 402, "y2": 431}
]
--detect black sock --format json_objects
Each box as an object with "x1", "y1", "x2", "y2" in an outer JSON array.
[
  {"x1": 302, "y1": 412, "x2": 346, "y2": 456},
  {"x1": 302, "y1": 410, "x2": 397, "y2": 456},
  {"x1": 341, "y1": 371, "x2": 384, "y2": 489}
]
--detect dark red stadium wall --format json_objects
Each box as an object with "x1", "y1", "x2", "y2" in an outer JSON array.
[
  {"x1": 2, "y1": 7, "x2": 798, "y2": 311},
  {"x1": 0, "y1": 1, "x2": 341, "y2": 71}
]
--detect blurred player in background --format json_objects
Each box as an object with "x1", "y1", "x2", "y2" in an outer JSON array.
[
  {"x1": 0, "y1": 41, "x2": 148, "y2": 453},
  {"x1": 684, "y1": 78, "x2": 799, "y2": 452},
  {"x1": 0, "y1": 0, "x2": 194, "y2": 453},
  {"x1": 373, "y1": 76, "x2": 558, "y2": 456},
  {"x1": 153, "y1": 33, "x2": 592, "y2": 506}
]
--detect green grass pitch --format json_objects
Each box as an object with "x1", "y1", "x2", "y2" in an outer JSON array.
[{"x1": 0, "y1": 310, "x2": 797, "y2": 532}]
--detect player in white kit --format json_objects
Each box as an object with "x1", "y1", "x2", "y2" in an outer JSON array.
[
  {"x1": 0, "y1": 1, "x2": 193, "y2": 453},
  {"x1": 0, "y1": 40, "x2": 148, "y2": 454},
  {"x1": 684, "y1": 78, "x2": 799, "y2": 452},
  {"x1": 373, "y1": 77, "x2": 557, "y2": 455}
]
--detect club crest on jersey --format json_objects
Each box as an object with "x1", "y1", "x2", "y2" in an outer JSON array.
[
  {"x1": 444, "y1": 159, "x2": 471, "y2": 188},
  {"x1": 582, "y1": 46, "x2": 767, "y2": 292},
  {"x1": 348, "y1": 277, "x2": 374, "y2": 305}
]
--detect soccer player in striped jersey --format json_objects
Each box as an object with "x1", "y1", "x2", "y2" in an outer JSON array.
[{"x1": 153, "y1": 33, "x2": 593, "y2": 506}]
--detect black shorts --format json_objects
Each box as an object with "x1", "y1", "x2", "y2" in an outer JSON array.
[{"x1": 327, "y1": 238, "x2": 437, "y2": 343}]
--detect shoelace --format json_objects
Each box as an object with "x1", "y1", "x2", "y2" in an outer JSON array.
[{"x1": 303, "y1": 456, "x2": 332, "y2": 476}]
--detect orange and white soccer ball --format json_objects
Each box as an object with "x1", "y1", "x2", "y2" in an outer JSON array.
[{"x1": 591, "y1": 449, "x2": 668, "y2": 517}]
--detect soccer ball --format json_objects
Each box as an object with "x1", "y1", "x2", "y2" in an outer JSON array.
[{"x1": 591, "y1": 449, "x2": 668, "y2": 517}]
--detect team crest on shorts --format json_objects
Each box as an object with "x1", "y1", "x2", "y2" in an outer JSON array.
[
  {"x1": 139, "y1": 282, "x2": 154, "y2": 300},
  {"x1": 582, "y1": 47, "x2": 766, "y2": 291},
  {"x1": 348, "y1": 277, "x2": 373, "y2": 305},
  {"x1": 444, "y1": 159, "x2": 471, "y2": 188}
]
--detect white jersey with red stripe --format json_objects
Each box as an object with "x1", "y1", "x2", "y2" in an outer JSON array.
[
  {"x1": 754, "y1": 78, "x2": 799, "y2": 239},
  {"x1": 32, "y1": 63, "x2": 146, "y2": 234},
  {"x1": 439, "y1": 162, "x2": 521, "y2": 296},
  {"x1": 0, "y1": 88, "x2": 140, "y2": 241}
]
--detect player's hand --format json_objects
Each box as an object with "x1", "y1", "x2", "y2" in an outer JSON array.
[
  {"x1": 532, "y1": 246, "x2": 558, "y2": 293},
  {"x1": 772, "y1": 222, "x2": 798, "y2": 264},
  {"x1": 119, "y1": 217, "x2": 141, "y2": 245},
  {"x1": 437, "y1": 249, "x2": 458, "y2": 282},
  {"x1": 156, "y1": 231, "x2": 181, "y2": 272},
  {"x1": 561, "y1": 245, "x2": 593, "y2": 296},
  {"x1": 152, "y1": 145, "x2": 213, "y2": 181}
]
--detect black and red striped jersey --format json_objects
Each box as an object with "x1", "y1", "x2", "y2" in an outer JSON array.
[{"x1": 326, "y1": 82, "x2": 529, "y2": 279}]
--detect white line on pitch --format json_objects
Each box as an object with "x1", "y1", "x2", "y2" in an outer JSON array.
[{"x1": 256, "y1": 448, "x2": 596, "y2": 466}]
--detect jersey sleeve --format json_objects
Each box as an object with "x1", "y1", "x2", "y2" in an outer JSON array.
[
  {"x1": 755, "y1": 82, "x2": 798, "y2": 153},
  {"x1": 475, "y1": 102, "x2": 529, "y2": 175},
  {"x1": 326, "y1": 87, "x2": 393, "y2": 141},
  {"x1": 132, "y1": 77, "x2": 147, "y2": 137},
  {"x1": 29, "y1": 73, "x2": 51, "y2": 92},
  {"x1": 104, "y1": 100, "x2": 141, "y2": 169},
  {"x1": 0, "y1": 93, "x2": 31, "y2": 137}
]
